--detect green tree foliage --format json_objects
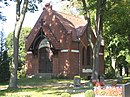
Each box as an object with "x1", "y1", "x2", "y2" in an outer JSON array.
[
  {"x1": 0, "y1": 50, "x2": 10, "y2": 82},
  {"x1": 6, "y1": 27, "x2": 31, "y2": 78},
  {"x1": 0, "y1": 1, "x2": 8, "y2": 21},
  {"x1": 0, "y1": 29, "x2": 10, "y2": 82},
  {"x1": 64, "y1": 0, "x2": 130, "y2": 78},
  {"x1": 0, "y1": 13, "x2": 6, "y2": 21},
  {"x1": 104, "y1": 0, "x2": 130, "y2": 77},
  {"x1": 0, "y1": 0, "x2": 44, "y2": 88},
  {"x1": 66, "y1": 0, "x2": 106, "y2": 80}
]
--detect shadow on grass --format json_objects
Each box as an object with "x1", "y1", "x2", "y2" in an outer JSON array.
[
  {"x1": 18, "y1": 77, "x2": 73, "y2": 86},
  {"x1": 0, "y1": 85, "x2": 90, "y2": 96},
  {"x1": 0, "y1": 77, "x2": 90, "y2": 97},
  {"x1": 0, "y1": 80, "x2": 71, "y2": 96}
]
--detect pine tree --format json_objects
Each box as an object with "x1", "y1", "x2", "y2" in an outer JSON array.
[{"x1": 0, "y1": 28, "x2": 10, "y2": 83}]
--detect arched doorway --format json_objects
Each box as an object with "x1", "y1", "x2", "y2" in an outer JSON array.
[{"x1": 38, "y1": 38, "x2": 53, "y2": 73}]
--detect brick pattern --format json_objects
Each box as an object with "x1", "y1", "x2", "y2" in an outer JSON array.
[{"x1": 25, "y1": 4, "x2": 104, "y2": 78}]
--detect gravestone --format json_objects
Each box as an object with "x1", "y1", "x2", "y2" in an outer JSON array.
[
  {"x1": 74, "y1": 76, "x2": 81, "y2": 87},
  {"x1": 111, "y1": 80, "x2": 117, "y2": 86},
  {"x1": 117, "y1": 76, "x2": 123, "y2": 83},
  {"x1": 122, "y1": 83, "x2": 130, "y2": 97},
  {"x1": 100, "y1": 76, "x2": 105, "y2": 83}
]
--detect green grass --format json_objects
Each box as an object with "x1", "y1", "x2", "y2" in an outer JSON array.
[
  {"x1": 0, "y1": 77, "x2": 87, "y2": 97},
  {"x1": 17, "y1": 77, "x2": 74, "y2": 85},
  {"x1": 2, "y1": 76, "x2": 129, "y2": 97},
  {"x1": 0, "y1": 87, "x2": 62, "y2": 97}
]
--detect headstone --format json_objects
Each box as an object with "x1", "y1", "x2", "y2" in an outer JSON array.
[
  {"x1": 82, "y1": 69, "x2": 92, "y2": 73},
  {"x1": 100, "y1": 76, "x2": 105, "y2": 83},
  {"x1": 111, "y1": 80, "x2": 117, "y2": 86},
  {"x1": 122, "y1": 83, "x2": 130, "y2": 97},
  {"x1": 117, "y1": 76, "x2": 122, "y2": 83},
  {"x1": 74, "y1": 76, "x2": 81, "y2": 87}
]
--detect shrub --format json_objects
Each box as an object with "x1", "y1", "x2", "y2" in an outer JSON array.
[
  {"x1": 87, "y1": 82, "x2": 94, "y2": 88},
  {"x1": 61, "y1": 93, "x2": 71, "y2": 97},
  {"x1": 17, "y1": 65, "x2": 26, "y2": 79},
  {"x1": 105, "y1": 66, "x2": 116, "y2": 79},
  {"x1": 84, "y1": 90, "x2": 95, "y2": 97}
]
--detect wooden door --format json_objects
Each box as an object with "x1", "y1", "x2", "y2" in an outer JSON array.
[{"x1": 39, "y1": 47, "x2": 53, "y2": 73}]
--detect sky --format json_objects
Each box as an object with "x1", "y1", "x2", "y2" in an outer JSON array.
[{"x1": 0, "y1": 0, "x2": 69, "y2": 37}]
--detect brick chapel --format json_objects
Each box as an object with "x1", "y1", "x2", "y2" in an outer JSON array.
[{"x1": 25, "y1": 3, "x2": 104, "y2": 79}]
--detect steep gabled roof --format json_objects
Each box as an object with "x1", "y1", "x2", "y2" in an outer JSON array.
[
  {"x1": 25, "y1": 3, "x2": 87, "y2": 51},
  {"x1": 53, "y1": 11, "x2": 87, "y2": 40}
]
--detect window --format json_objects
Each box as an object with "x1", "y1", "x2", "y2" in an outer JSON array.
[
  {"x1": 87, "y1": 46, "x2": 90, "y2": 65},
  {"x1": 82, "y1": 47, "x2": 85, "y2": 65}
]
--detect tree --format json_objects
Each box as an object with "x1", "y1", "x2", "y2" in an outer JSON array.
[
  {"x1": 67, "y1": 0, "x2": 106, "y2": 81},
  {"x1": 18, "y1": 27, "x2": 31, "y2": 77},
  {"x1": 103, "y1": 0, "x2": 130, "y2": 77},
  {"x1": 83, "y1": 0, "x2": 106, "y2": 81},
  {"x1": 0, "y1": 28, "x2": 10, "y2": 83},
  {"x1": 0, "y1": 14, "x2": 10, "y2": 82},
  {"x1": 6, "y1": 27, "x2": 31, "y2": 78},
  {"x1": 0, "y1": 50, "x2": 10, "y2": 83},
  {"x1": 8, "y1": 0, "x2": 28, "y2": 89},
  {"x1": 0, "y1": 30, "x2": 5, "y2": 57},
  {"x1": 0, "y1": 2, "x2": 7, "y2": 21},
  {"x1": 0, "y1": 0, "x2": 43, "y2": 88}
]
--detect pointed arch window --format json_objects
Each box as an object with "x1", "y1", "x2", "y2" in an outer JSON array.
[
  {"x1": 82, "y1": 47, "x2": 85, "y2": 65},
  {"x1": 87, "y1": 46, "x2": 91, "y2": 65}
]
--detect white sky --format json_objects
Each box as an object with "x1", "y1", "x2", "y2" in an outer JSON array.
[{"x1": 0, "y1": 0, "x2": 68, "y2": 37}]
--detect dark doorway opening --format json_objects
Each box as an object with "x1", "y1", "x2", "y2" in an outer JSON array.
[{"x1": 39, "y1": 47, "x2": 53, "y2": 73}]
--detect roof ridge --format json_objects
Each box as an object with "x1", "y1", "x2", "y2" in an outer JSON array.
[{"x1": 53, "y1": 10, "x2": 85, "y2": 20}]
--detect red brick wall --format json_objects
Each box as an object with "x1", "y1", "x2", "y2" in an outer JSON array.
[
  {"x1": 26, "y1": 24, "x2": 104, "y2": 78},
  {"x1": 69, "y1": 52, "x2": 79, "y2": 77},
  {"x1": 79, "y1": 27, "x2": 104, "y2": 78},
  {"x1": 51, "y1": 33, "x2": 80, "y2": 78},
  {"x1": 26, "y1": 53, "x2": 39, "y2": 75},
  {"x1": 52, "y1": 57, "x2": 59, "y2": 74}
]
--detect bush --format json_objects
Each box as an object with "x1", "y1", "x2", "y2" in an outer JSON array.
[
  {"x1": 105, "y1": 65, "x2": 116, "y2": 79},
  {"x1": 86, "y1": 82, "x2": 93, "y2": 88},
  {"x1": 61, "y1": 93, "x2": 71, "y2": 97},
  {"x1": 17, "y1": 65, "x2": 26, "y2": 79},
  {"x1": 84, "y1": 90, "x2": 95, "y2": 97}
]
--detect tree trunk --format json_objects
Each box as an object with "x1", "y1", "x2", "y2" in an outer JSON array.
[
  {"x1": 111, "y1": 56, "x2": 116, "y2": 70},
  {"x1": 9, "y1": 35, "x2": 19, "y2": 88},
  {"x1": 119, "y1": 65, "x2": 122, "y2": 76},
  {"x1": 9, "y1": 0, "x2": 28, "y2": 88},
  {"x1": 91, "y1": 35, "x2": 101, "y2": 81}
]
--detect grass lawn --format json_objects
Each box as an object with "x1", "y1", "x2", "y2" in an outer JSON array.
[
  {"x1": 1, "y1": 76, "x2": 130, "y2": 97},
  {"x1": 0, "y1": 77, "x2": 88, "y2": 97}
]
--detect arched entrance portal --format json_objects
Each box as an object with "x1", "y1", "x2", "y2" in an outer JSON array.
[{"x1": 38, "y1": 38, "x2": 53, "y2": 73}]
